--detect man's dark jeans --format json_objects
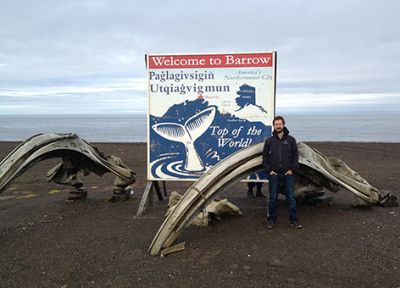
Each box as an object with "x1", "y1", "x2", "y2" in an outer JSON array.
[{"x1": 267, "y1": 174, "x2": 297, "y2": 223}]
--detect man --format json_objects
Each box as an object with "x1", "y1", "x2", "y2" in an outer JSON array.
[{"x1": 263, "y1": 116, "x2": 302, "y2": 229}]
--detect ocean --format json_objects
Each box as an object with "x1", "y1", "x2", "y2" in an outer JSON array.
[{"x1": 0, "y1": 112, "x2": 399, "y2": 143}]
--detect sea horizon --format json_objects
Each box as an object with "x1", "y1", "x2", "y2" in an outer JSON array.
[{"x1": 1, "y1": 111, "x2": 399, "y2": 143}]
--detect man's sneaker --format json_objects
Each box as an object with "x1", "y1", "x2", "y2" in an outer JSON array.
[
  {"x1": 290, "y1": 221, "x2": 303, "y2": 229},
  {"x1": 267, "y1": 220, "x2": 275, "y2": 229}
]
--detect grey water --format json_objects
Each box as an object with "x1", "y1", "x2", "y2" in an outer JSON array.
[
  {"x1": 0, "y1": 114, "x2": 145, "y2": 142},
  {"x1": 0, "y1": 112, "x2": 399, "y2": 142},
  {"x1": 286, "y1": 112, "x2": 400, "y2": 143}
]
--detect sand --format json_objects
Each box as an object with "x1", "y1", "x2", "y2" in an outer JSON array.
[{"x1": 0, "y1": 141, "x2": 399, "y2": 287}]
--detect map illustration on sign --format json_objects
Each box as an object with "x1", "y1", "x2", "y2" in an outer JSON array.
[{"x1": 147, "y1": 52, "x2": 276, "y2": 181}]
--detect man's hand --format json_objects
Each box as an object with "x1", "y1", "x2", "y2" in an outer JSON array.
[
  {"x1": 285, "y1": 169, "x2": 293, "y2": 176},
  {"x1": 270, "y1": 171, "x2": 277, "y2": 176}
]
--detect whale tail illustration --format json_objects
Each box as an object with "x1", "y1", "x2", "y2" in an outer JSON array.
[{"x1": 152, "y1": 107, "x2": 216, "y2": 172}]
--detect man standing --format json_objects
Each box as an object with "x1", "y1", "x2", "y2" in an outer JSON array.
[{"x1": 263, "y1": 116, "x2": 302, "y2": 229}]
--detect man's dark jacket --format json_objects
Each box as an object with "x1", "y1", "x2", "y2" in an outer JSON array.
[{"x1": 262, "y1": 127, "x2": 299, "y2": 174}]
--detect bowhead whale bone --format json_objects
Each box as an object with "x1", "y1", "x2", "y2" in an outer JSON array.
[
  {"x1": 152, "y1": 107, "x2": 216, "y2": 171},
  {"x1": 148, "y1": 142, "x2": 394, "y2": 256},
  {"x1": 0, "y1": 133, "x2": 136, "y2": 200}
]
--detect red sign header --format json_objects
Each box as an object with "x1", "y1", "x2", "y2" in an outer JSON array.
[{"x1": 148, "y1": 53, "x2": 273, "y2": 69}]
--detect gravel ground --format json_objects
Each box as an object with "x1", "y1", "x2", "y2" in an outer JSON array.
[{"x1": 0, "y1": 141, "x2": 399, "y2": 288}]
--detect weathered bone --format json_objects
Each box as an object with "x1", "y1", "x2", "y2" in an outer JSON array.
[
  {"x1": 148, "y1": 142, "x2": 390, "y2": 256},
  {"x1": 0, "y1": 133, "x2": 135, "y2": 199},
  {"x1": 166, "y1": 191, "x2": 241, "y2": 227}
]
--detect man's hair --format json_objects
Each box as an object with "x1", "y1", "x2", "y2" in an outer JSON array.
[{"x1": 273, "y1": 116, "x2": 285, "y2": 125}]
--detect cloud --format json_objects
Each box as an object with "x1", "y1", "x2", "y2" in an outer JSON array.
[
  {"x1": 0, "y1": 0, "x2": 399, "y2": 114},
  {"x1": 0, "y1": 77, "x2": 147, "y2": 114},
  {"x1": 277, "y1": 92, "x2": 400, "y2": 113}
]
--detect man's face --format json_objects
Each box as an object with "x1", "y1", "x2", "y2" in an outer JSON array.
[{"x1": 273, "y1": 119, "x2": 284, "y2": 133}]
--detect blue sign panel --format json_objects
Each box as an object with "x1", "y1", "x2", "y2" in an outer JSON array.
[{"x1": 147, "y1": 52, "x2": 276, "y2": 181}]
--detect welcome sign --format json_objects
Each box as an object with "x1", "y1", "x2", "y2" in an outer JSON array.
[{"x1": 147, "y1": 52, "x2": 276, "y2": 181}]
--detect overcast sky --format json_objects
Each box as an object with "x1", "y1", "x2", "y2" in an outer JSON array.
[{"x1": 0, "y1": 0, "x2": 399, "y2": 115}]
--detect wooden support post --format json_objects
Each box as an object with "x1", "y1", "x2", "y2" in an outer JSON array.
[
  {"x1": 153, "y1": 181, "x2": 164, "y2": 201},
  {"x1": 136, "y1": 181, "x2": 168, "y2": 216},
  {"x1": 162, "y1": 181, "x2": 167, "y2": 197},
  {"x1": 136, "y1": 181, "x2": 153, "y2": 216}
]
